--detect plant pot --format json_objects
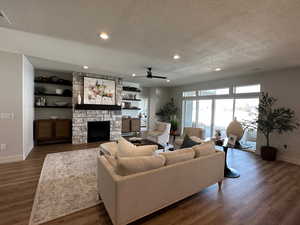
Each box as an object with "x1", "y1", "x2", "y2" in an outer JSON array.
[{"x1": 260, "y1": 146, "x2": 277, "y2": 161}]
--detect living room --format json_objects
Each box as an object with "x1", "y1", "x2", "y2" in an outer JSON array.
[{"x1": 1, "y1": 1, "x2": 300, "y2": 225}]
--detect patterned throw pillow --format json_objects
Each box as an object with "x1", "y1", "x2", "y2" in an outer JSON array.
[{"x1": 181, "y1": 135, "x2": 200, "y2": 148}]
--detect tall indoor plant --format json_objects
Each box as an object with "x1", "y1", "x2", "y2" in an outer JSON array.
[
  {"x1": 156, "y1": 98, "x2": 179, "y2": 132},
  {"x1": 252, "y1": 92, "x2": 299, "y2": 160}
]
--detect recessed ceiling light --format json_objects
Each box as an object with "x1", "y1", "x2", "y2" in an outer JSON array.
[
  {"x1": 166, "y1": 79, "x2": 170, "y2": 82},
  {"x1": 83, "y1": 65, "x2": 89, "y2": 70},
  {"x1": 173, "y1": 54, "x2": 180, "y2": 60},
  {"x1": 98, "y1": 32, "x2": 109, "y2": 40},
  {"x1": 215, "y1": 68, "x2": 222, "y2": 71},
  {"x1": 132, "y1": 73, "x2": 136, "y2": 77}
]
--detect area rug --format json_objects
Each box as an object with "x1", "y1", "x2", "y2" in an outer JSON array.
[{"x1": 29, "y1": 148, "x2": 102, "y2": 225}]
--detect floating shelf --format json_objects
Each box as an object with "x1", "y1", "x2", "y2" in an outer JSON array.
[
  {"x1": 122, "y1": 108, "x2": 141, "y2": 110},
  {"x1": 122, "y1": 87, "x2": 141, "y2": 92},
  {"x1": 35, "y1": 105, "x2": 72, "y2": 109},
  {"x1": 122, "y1": 98, "x2": 141, "y2": 101},
  {"x1": 35, "y1": 93, "x2": 72, "y2": 97},
  {"x1": 35, "y1": 80, "x2": 72, "y2": 86},
  {"x1": 75, "y1": 104, "x2": 122, "y2": 110}
]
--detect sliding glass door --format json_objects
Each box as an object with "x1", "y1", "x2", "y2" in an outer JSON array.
[
  {"x1": 182, "y1": 85, "x2": 260, "y2": 149},
  {"x1": 234, "y1": 98, "x2": 259, "y2": 148},
  {"x1": 214, "y1": 99, "x2": 234, "y2": 138},
  {"x1": 183, "y1": 100, "x2": 197, "y2": 127},
  {"x1": 197, "y1": 100, "x2": 212, "y2": 138}
]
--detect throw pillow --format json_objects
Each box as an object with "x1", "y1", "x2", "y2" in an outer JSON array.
[
  {"x1": 117, "y1": 137, "x2": 157, "y2": 157},
  {"x1": 192, "y1": 141, "x2": 216, "y2": 157},
  {"x1": 181, "y1": 135, "x2": 200, "y2": 148},
  {"x1": 160, "y1": 148, "x2": 195, "y2": 165},
  {"x1": 115, "y1": 154, "x2": 166, "y2": 176},
  {"x1": 189, "y1": 136, "x2": 204, "y2": 143}
]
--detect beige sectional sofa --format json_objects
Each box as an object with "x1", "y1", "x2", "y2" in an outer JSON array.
[{"x1": 97, "y1": 142, "x2": 225, "y2": 225}]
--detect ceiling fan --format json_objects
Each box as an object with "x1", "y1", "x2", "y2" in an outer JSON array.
[{"x1": 134, "y1": 67, "x2": 167, "y2": 80}]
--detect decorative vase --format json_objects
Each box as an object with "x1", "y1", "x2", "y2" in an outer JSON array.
[{"x1": 77, "y1": 94, "x2": 82, "y2": 104}]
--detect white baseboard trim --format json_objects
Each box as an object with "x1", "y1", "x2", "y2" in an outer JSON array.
[
  {"x1": 0, "y1": 154, "x2": 23, "y2": 164},
  {"x1": 278, "y1": 155, "x2": 300, "y2": 166}
]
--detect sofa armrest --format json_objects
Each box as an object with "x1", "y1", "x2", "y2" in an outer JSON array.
[{"x1": 97, "y1": 156, "x2": 122, "y2": 225}]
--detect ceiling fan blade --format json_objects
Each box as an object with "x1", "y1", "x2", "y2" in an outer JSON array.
[{"x1": 151, "y1": 75, "x2": 167, "y2": 79}]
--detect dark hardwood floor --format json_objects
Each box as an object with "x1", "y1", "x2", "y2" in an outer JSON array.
[{"x1": 1, "y1": 144, "x2": 300, "y2": 225}]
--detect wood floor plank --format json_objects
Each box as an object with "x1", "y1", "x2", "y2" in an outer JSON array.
[{"x1": 0, "y1": 143, "x2": 300, "y2": 225}]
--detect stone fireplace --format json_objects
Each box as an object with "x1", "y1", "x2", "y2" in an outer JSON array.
[
  {"x1": 72, "y1": 72, "x2": 122, "y2": 144},
  {"x1": 87, "y1": 121, "x2": 110, "y2": 143}
]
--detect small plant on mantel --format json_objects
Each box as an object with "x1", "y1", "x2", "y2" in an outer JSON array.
[{"x1": 248, "y1": 92, "x2": 299, "y2": 161}]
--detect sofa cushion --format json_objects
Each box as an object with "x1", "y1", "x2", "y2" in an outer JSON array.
[
  {"x1": 115, "y1": 154, "x2": 166, "y2": 176},
  {"x1": 160, "y1": 148, "x2": 195, "y2": 165},
  {"x1": 100, "y1": 142, "x2": 118, "y2": 157},
  {"x1": 189, "y1": 136, "x2": 204, "y2": 143},
  {"x1": 192, "y1": 141, "x2": 216, "y2": 157},
  {"x1": 117, "y1": 137, "x2": 157, "y2": 157},
  {"x1": 181, "y1": 135, "x2": 200, "y2": 148}
]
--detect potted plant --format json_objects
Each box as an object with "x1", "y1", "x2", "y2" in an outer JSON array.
[
  {"x1": 170, "y1": 117, "x2": 179, "y2": 134},
  {"x1": 251, "y1": 92, "x2": 299, "y2": 161},
  {"x1": 156, "y1": 98, "x2": 178, "y2": 122}
]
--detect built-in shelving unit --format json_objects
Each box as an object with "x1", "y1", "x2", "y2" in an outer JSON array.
[
  {"x1": 122, "y1": 98, "x2": 141, "y2": 101},
  {"x1": 122, "y1": 108, "x2": 141, "y2": 110},
  {"x1": 35, "y1": 93, "x2": 72, "y2": 97},
  {"x1": 34, "y1": 80, "x2": 72, "y2": 86},
  {"x1": 35, "y1": 105, "x2": 72, "y2": 109},
  {"x1": 122, "y1": 86, "x2": 141, "y2": 92}
]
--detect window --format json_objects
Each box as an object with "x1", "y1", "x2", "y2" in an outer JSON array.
[
  {"x1": 182, "y1": 84, "x2": 260, "y2": 150},
  {"x1": 234, "y1": 84, "x2": 260, "y2": 94},
  {"x1": 198, "y1": 88, "x2": 229, "y2": 96},
  {"x1": 183, "y1": 91, "x2": 196, "y2": 97},
  {"x1": 183, "y1": 100, "x2": 197, "y2": 127}
]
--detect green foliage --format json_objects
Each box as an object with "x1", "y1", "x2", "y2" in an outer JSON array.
[
  {"x1": 156, "y1": 98, "x2": 178, "y2": 122},
  {"x1": 248, "y1": 92, "x2": 299, "y2": 147},
  {"x1": 170, "y1": 118, "x2": 179, "y2": 131}
]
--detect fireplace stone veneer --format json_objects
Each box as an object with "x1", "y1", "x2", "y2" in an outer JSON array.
[{"x1": 72, "y1": 72, "x2": 122, "y2": 144}]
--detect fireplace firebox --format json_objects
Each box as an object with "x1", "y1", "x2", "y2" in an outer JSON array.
[{"x1": 87, "y1": 121, "x2": 110, "y2": 143}]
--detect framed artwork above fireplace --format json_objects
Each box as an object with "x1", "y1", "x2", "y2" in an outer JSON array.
[{"x1": 83, "y1": 77, "x2": 116, "y2": 105}]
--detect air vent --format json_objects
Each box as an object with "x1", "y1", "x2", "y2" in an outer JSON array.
[{"x1": 0, "y1": 10, "x2": 11, "y2": 24}]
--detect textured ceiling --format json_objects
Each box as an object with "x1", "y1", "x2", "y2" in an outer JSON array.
[{"x1": 0, "y1": 0, "x2": 300, "y2": 86}]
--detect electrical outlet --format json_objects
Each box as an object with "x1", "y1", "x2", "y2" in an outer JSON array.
[
  {"x1": 0, "y1": 112, "x2": 14, "y2": 120},
  {"x1": 0, "y1": 144, "x2": 7, "y2": 152}
]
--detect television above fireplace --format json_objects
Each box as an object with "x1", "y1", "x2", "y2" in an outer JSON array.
[{"x1": 83, "y1": 77, "x2": 116, "y2": 105}]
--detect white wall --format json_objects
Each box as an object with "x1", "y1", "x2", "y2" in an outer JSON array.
[
  {"x1": 0, "y1": 51, "x2": 23, "y2": 163},
  {"x1": 22, "y1": 55, "x2": 34, "y2": 159},
  {"x1": 0, "y1": 51, "x2": 34, "y2": 163},
  {"x1": 171, "y1": 68, "x2": 300, "y2": 165}
]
